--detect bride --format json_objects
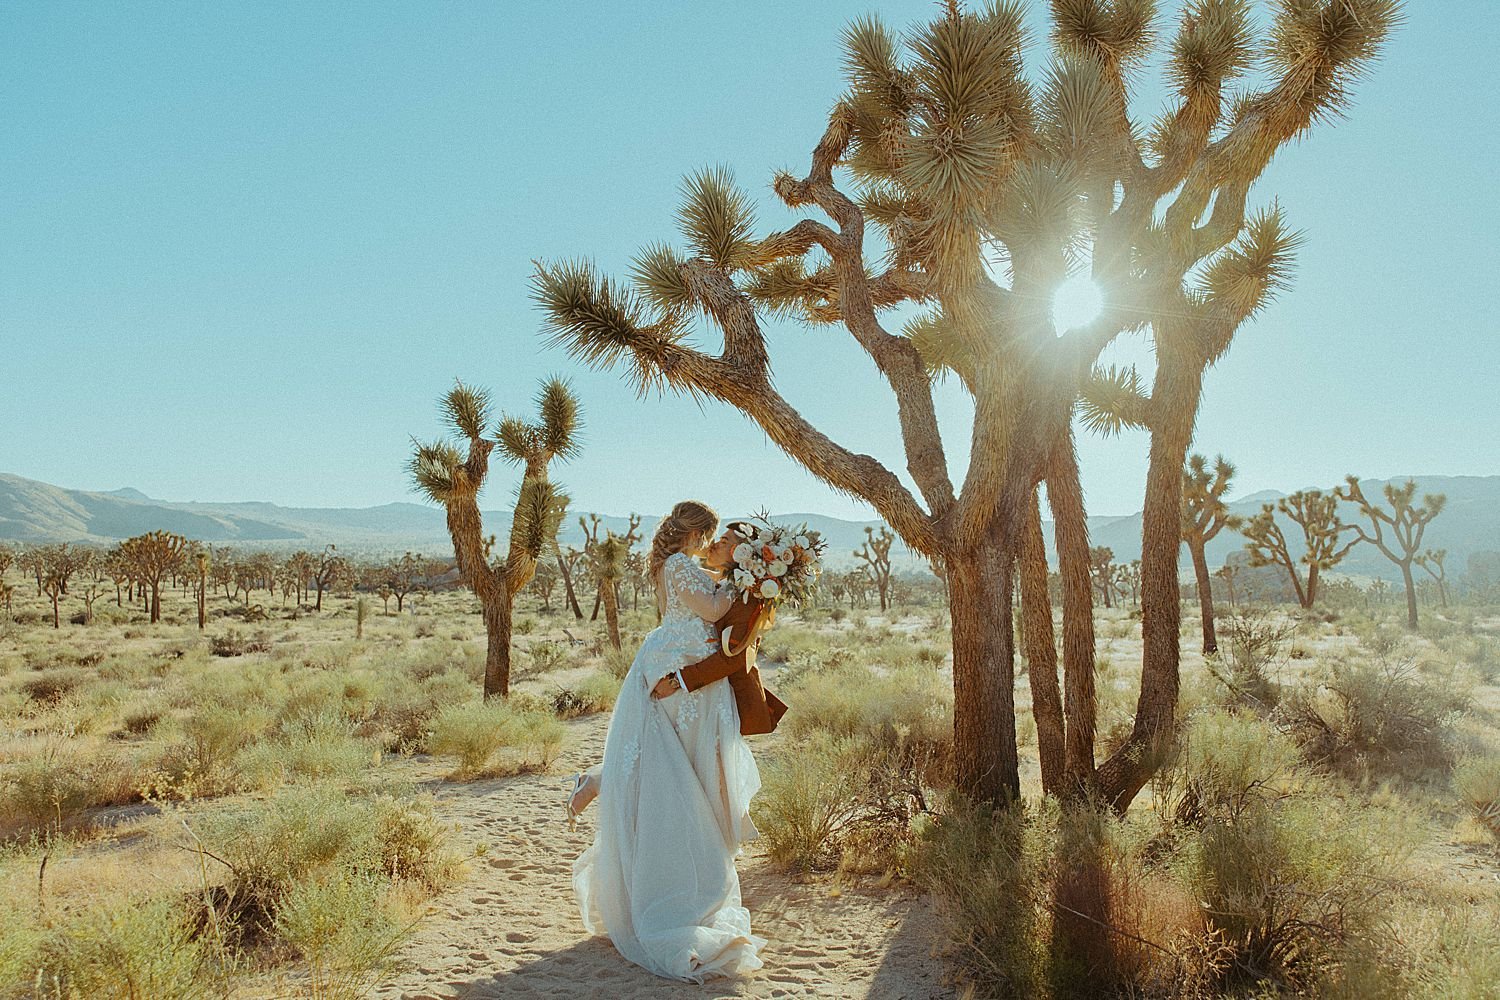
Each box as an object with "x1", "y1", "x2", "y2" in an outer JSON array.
[{"x1": 570, "y1": 499, "x2": 765, "y2": 982}]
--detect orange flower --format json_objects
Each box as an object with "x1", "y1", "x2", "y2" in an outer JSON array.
[{"x1": 761, "y1": 545, "x2": 776, "y2": 561}]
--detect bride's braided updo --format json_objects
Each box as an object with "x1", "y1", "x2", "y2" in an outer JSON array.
[{"x1": 649, "y1": 500, "x2": 719, "y2": 583}]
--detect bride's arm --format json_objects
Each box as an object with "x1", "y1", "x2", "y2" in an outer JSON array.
[{"x1": 666, "y1": 553, "x2": 733, "y2": 623}]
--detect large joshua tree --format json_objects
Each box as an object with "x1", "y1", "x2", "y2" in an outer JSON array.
[
  {"x1": 535, "y1": 1, "x2": 1398, "y2": 807},
  {"x1": 410, "y1": 378, "x2": 579, "y2": 698},
  {"x1": 1071, "y1": 0, "x2": 1399, "y2": 807},
  {"x1": 1337, "y1": 476, "x2": 1446, "y2": 629},
  {"x1": 1180, "y1": 453, "x2": 1236, "y2": 653}
]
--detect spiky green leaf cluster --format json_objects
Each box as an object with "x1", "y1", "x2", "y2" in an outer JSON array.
[
  {"x1": 676, "y1": 167, "x2": 758, "y2": 272},
  {"x1": 408, "y1": 440, "x2": 465, "y2": 504},
  {"x1": 510, "y1": 477, "x2": 570, "y2": 561},
  {"x1": 1078, "y1": 363, "x2": 1151, "y2": 436},
  {"x1": 443, "y1": 381, "x2": 492, "y2": 440},
  {"x1": 533, "y1": 260, "x2": 691, "y2": 398},
  {"x1": 1050, "y1": 0, "x2": 1159, "y2": 71}
]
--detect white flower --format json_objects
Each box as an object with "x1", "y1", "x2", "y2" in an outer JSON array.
[
  {"x1": 734, "y1": 569, "x2": 755, "y2": 589},
  {"x1": 768, "y1": 560, "x2": 787, "y2": 577},
  {"x1": 748, "y1": 557, "x2": 767, "y2": 576},
  {"x1": 731, "y1": 542, "x2": 754, "y2": 565},
  {"x1": 776, "y1": 544, "x2": 794, "y2": 562},
  {"x1": 793, "y1": 535, "x2": 809, "y2": 549},
  {"x1": 759, "y1": 578, "x2": 780, "y2": 599}
]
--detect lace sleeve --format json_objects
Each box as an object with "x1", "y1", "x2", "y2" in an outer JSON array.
[{"x1": 666, "y1": 553, "x2": 733, "y2": 622}]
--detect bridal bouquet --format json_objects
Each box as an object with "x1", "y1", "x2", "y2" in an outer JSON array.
[{"x1": 723, "y1": 516, "x2": 825, "y2": 607}]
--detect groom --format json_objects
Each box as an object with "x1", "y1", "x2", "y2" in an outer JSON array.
[{"x1": 649, "y1": 521, "x2": 788, "y2": 735}]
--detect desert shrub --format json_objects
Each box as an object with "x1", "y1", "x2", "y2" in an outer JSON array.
[
  {"x1": 371, "y1": 794, "x2": 464, "y2": 892},
  {"x1": 551, "y1": 672, "x2": 622, "y2": 718},
  {"x1": 513, "y1": 616, "x2": 536, "y2": 635},
  {"x1": 273, "y1": 874, "x2": 402, "y2": 1000},
  {"x1": 599, "y1": 645, "x2": 633, "y2": 680},
  {"x1": 523, "y1": 640, "x2": 568, "y2": 675},
  {"x1": 783, "y1": 663, "x2": 951, "y2": 765},
  {"x1": 1206, "y1": 608, "x2": 1297, "y2": 711},
  {"x1": 19, "y1": 668, "x2": 88, "y2": 705},
  {"x1": 1278, "y1": 653, "x2": 1467, "y2": 778},
  {"x1": 208, "y1": 629, "x2": 271, "y2": 657},
  {"x1": 828, "y1": 607, "x2": 848, "y2": 624},
  {"x1": 368, "y1": 669, "x2": 470, "y2": 753},
  {"x1": 37, "y1": 895, "x2": 212, "y2": 1000},
  {"x1": 1, "y1": 741, "x2": 140, "y2": 838},
  {"x1": 427, "y1": 700, "x2": 564, "y2": 777},
  {"x1": 1453, "y1": 754, "x2": 1500, "y2": 845},
  {"x1": 1150, "y1": 710, "x2": 1301, "y2": 831},
  {"x1": 1175, "y1": 793, "x2": 1410, "y2": 991},
  {"x1": 236, "y1": 710, "x2": 377, "y2": 790},
  {"x1": 753, "y1": 732, "x2": 873, "y2": 872},
  {"x1": 913, "y1": 797, "x2": 1051, "y2": 998},
  {"x1": 152, "y1": 701, "x2": 276, "y2": 796}
]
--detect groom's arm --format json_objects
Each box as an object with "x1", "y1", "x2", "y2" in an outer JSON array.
[{"x1": 677, "y1": 599, "x2": 762, "y2": 692}]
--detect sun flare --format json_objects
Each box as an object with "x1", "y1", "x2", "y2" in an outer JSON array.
[{"x1": 1052, "y1": 275, "x2": 1104, "y2": 334}]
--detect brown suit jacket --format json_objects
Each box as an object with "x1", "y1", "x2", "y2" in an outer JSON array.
[{"x1": 677, "y1": 596, "x2": 788, "y2": 735}]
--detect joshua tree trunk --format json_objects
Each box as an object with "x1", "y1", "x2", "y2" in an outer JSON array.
[
  {"x1": 557, "y1": 551, "x2": 584, "y2": 620},
  {"x1": 947, "y1": 535, "x2": 1020, "y2": 805},
  {"x1": 1401, "y1": 562, "x2": 1418, "y2": 630},
  {"x1": 1189, "y1": 540, "x2": 1216, "y2": 653},
  {"x1": 601, "y1": 582, "x2": 622, "y2": 650},
  {"x1": 1097, "y1": 357, "x2": 1200, "y2": 810},
  {"x1": 1046, "y1": 436, "x2": 1098, "y2": 796},
  {"x1": 1019, "y1": 487, "x2": 1064, "y2": 797},
  {"x1": 482, "y1": 598, "x2": 514, "y2": 698}
]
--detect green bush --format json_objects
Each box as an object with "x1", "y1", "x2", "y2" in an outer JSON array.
[
  {"x1": 1278, "y1": 653, "x2": 1467, "y2": 778},
  {"x1": 551, "y1": 672, "x2": 622, "y2": 718},
  {"x1": 40, "y1": 896, "x2": 212, "y2": 1000},
  {"x1": 273, "y1": 874, "x2": 402, "y2": 1000},
  {"x1": 427, "y1": 699, "x2": 564, "y2": 777}
]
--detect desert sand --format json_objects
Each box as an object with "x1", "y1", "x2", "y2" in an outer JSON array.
[{"x1": 370, "y1": 711, "x2": 953, "y2": 1000}]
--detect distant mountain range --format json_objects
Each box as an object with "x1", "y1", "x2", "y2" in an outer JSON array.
[{"x1": 2, "y1": 472, "x2": 1495, "y2": 581}]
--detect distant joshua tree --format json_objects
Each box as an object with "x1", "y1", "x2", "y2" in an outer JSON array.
[
  {"x1": 1415, "y1": 549, "x2": 1448, "y2": 608},
  {"x1": 191, "y1": 545, "x2": 210, "y2": 630},
  {"x1": 1338, "y1": 477, "x2": 1447, "y2": 629},
  {"x1": 853, "y1": 526, "x2": 895, "y2": 612},
  {"x1": 1088, "y1": 547, "x2": 1116, "y2": 609},
  {"x1": 410, "y1": 378, "x2": 578, "y2": 698},
  {"x1": 1239, "y1": 490, "x2": 1358, "y2": 610},
  {"x1": 120, "y1": 530, "x2": 188, "y2": 623},
  {"x1": 591, "y1": 532, "x2": 631, "y2": 650},
  {"x1": 536, "y1": 2, "x2": 1400, "y2": 808},
  {"x1": 309, "y1": 544, "x2": 346, "y2": 612},
  {"x1": 531, "y1": 558, "x2": 559, "y2": 613},
  {"x1": 1180, "y1": 455, "x2": 1237, "y2": 652}
]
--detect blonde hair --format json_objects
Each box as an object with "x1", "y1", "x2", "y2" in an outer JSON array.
[{"x1": 649, "y1": 500, "x2": 719, "y2": 582}]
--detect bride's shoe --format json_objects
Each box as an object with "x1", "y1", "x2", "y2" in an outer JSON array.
[{"x1": 564, "y1": 772, "x2": 589, "y2": 831}]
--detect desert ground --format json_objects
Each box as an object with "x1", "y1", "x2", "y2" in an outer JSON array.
[{"x1": 2, "y1": 566, "x2": 1498, "y2": 999}]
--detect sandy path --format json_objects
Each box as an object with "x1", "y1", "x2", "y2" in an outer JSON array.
[{"x1": 371, "y1": 713, "x2": 953, "y2": 1000}]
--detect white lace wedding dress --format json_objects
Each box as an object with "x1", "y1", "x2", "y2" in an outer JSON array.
[{"x1": 573, "y1": 551, "x2": 765, "y2": 982}]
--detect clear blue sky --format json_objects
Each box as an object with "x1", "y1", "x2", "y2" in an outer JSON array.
[{"x1": 3, "y1": 2, "x2": 1496, "y2": 520}]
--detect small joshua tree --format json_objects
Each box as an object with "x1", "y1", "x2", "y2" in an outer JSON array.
[
  {"x1": 310, "y1": 544, "x2": 345, "y2": 612},
  {"x1": 1181, "y1": 454, "x2": 1237, "y2": 652},
  {"x1": 1088, "y1": 547, "x2": 1116, "y2": 609},
  {"x1": 1338, "y1": 476, "x2": 1446, "y2": 629},
  {"x1": 1239, "y1": 489, "x2": 1358, "y2": 610},
  {"x1": 592, "y1": 532, "x2": 631, "y2": 650},
  {"x1": 119, "y1": 531, "x2": 187, "y2": 623},
  {"x1": 411, "y1": 378, "x2": 579, "y2": 698},
  {"x1": 1415, "y1": 548, "x2": 1448, "y2": 608},
  {"x1": 853, "y1": 526, "x2": 895, "y2": 612}
]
